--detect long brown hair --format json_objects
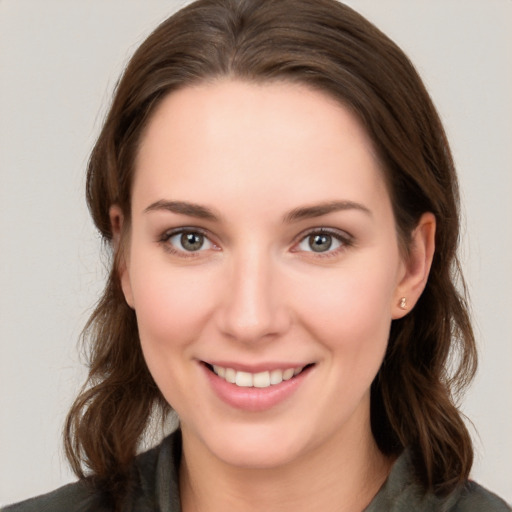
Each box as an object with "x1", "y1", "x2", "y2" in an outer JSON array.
[{"x1": 65, "y1": 0, "x2": 477, "y2": 503}]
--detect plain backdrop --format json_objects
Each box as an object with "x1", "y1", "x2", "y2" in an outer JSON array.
[{"x1": 1, "y1": 0, "x2": 511, "y2": 506}]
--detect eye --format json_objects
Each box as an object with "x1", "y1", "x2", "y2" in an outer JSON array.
[
  {"x1": 162, "y1": 229, "x2": 215, "y2": 254},
  {"x1": 295, "y1": 229, "x2": 351, "y2": 254}
]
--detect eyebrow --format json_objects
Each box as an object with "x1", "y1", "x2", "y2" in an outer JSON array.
[
  {"x1": 143, "y1": 200, "x2": 219, "y2": 221},
  {"x1": 143, "y1": 199, "x2": 371, "y2": 223},
  {"x1": 283, "y1": 200, "x2": 372, "y2": 223}
]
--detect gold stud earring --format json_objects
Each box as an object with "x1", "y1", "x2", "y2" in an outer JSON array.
[{"x1": 399, "y1": 297, "x2": 407, "y2": 310}]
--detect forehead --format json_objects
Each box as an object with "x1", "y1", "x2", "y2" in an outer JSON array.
[{"x1": 133, "y1": 79, "x2": 389, "y2": 217}]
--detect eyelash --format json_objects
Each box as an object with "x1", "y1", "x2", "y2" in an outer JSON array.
[{"x1": 158, "y1": 227, "x2": 353, "y2": 258}]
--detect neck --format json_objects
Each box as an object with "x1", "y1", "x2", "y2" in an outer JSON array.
[{"x1": 179, "y1": 421, "x2": 393, "y2": 512}]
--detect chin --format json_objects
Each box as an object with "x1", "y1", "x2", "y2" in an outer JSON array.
[{"x1": 191, "y1": 421, "x2": 313, "y2": 470}]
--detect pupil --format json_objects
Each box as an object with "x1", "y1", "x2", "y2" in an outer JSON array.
[
  {"x1": 309, "y1": 234, "x2": 332, "y2": 252},
  {"x1": 181, "y1": 232, "x2": 203, "y2": 251}
]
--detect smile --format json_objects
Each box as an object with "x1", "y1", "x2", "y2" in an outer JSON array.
[{"x1": 209, "y1": 364, "x2": 307, "y2": 388}]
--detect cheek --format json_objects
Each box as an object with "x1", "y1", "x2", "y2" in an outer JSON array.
[
  {"x1": 128, "y1": 261, "x2": 221, "y2": 410},
  {"x1": 129, "y1": 260, "x2": 218, "y2": 351},
  {"x1": 292, "y1": 255, "x2": 398, "y2": 355}
]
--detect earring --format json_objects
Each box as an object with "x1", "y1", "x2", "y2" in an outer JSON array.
[{"x1": 399, "y1": 297, "x2": 407, "y2": 310}]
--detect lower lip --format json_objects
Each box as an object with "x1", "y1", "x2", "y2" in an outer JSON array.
[{"x1": 202, "y1": 364, "x2": 312, "y2": 412}]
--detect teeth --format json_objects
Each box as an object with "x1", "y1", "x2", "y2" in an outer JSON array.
[
  {"x1": 270, "y1": 369, "x2": 284, "y2": 385},
  {"x1": 225, "y1": 367, "x2": 236, "y2": 384},
  {"x1": 235, "y1": 371, "x2": 253, "y2": 387},
  {"x1": 253, "y1": 371, "x2": 270, "y2": 388},
  {"x1": 282, "y1": 368, "x2": 295, "y2": 380},
  {"x1": 213, "y1": 365, "x2": 225, "y2": 378},
  {"x1": 211, "y1": 365, "x2": 305, "y2": 388}
]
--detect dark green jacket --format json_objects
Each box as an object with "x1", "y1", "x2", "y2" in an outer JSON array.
[{"x1": 3, "y1": 430, "x2": 510, "y2": 511}]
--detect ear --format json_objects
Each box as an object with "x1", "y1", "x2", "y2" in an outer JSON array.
[
  {"x1": 109, "y1": 205, "x2": 135, "y2": 309},
  {"x1": 392, "y1": 212, "x2": 436, "y2": 319}
]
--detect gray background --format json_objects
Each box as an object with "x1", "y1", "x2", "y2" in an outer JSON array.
[{"x1": 1, "y1": 0, "x2": 511, "y2": 505}]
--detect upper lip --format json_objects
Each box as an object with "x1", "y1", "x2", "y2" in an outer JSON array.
[{"x1": 201, "y1": 360, "x2": 313, "y2": 373}]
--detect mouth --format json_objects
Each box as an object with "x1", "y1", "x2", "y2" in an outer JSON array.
[{"x1": 203, "y1": 362, "x2": 314, "y2": 389}]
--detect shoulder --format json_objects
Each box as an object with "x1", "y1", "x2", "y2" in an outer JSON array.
[
  {"x1": 0, "y1": 481, "x2": 106, "y2": 512},
  {"x1": 1, "y1": 430, "x2": 182, "y2": 512},
  {"x1": 366, "y1": 450, "x2": 511, "y2": 512},
  {"x1": 451, "y1": 480, "x2": 511, "y2": 512}
]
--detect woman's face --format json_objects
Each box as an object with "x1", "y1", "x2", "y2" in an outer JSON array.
[{"x1": 119, "y1": 80, "x2": 410, "y2": 468}]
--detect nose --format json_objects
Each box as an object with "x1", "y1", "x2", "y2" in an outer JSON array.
[{"x1": 216, "y1": 246, "x2": 291, "y2": 344}]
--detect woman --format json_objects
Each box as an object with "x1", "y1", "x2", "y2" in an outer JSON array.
[{"x1": 3, "y1": 0, "x2": 510, "y2": 510}]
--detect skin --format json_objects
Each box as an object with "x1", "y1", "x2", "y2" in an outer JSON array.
[{"x1": 111, "y1": 80, "x2": 435, "y2": 512}]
